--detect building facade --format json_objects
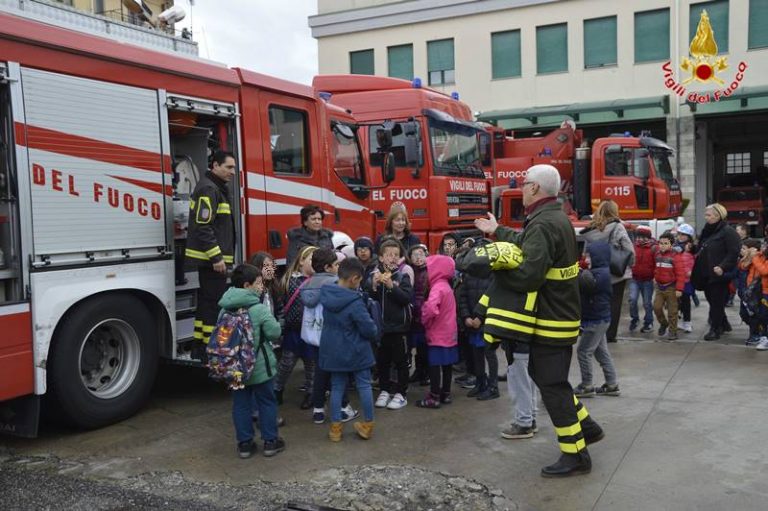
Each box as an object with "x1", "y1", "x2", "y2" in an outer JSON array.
[{"x1": 311, "y1": 0, "x2": 768, "y2": 229}]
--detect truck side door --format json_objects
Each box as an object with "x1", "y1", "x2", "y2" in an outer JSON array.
[{"x1": 598, "y1": 146, "x2": 654, "y2": 219}]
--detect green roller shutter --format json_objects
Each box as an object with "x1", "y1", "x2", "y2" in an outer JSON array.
[
  {"x1": 537, "y1": 23, "x2": 568, "y2": 74},
  {"x1": 635, "y1": 9, "x2": 670, "y2": 63},
  {"x1": 427, "y1": 39, "x2": 454, "y2": 72},
  {"x1": 584, "y1": 16, "x2": 617, "y2": 68},
  {"x1": 749, "y1": 0, "x2": 768, "y2": 49},
  {"x1": 689, "y1": 0, "x2": 729, "y2": 54},
  {"x1": 492, "y1": 30, "x2": 521, "y2": 79},
  {"x1": 388, "y1": 44, "x2": 413, "y2": 80},
  {"x1": 350, "y1": 49, "x2": 374, "y2": 75}
]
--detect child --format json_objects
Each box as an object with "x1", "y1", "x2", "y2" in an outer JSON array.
[
  {"x1": 368, "y1": 239, "x2": 413, "y2": 410},
  {"x1": 678, "y1": 240, "x2": 696, "y2": 333},
  {"x1": 300, "y1": 248, "x2": 358, "y2": 424},
  {"x1": 574, "y1": 242, "x2": 620, "y2": 397},
  {"x1": 629, "y1": 226, "x2": 655, "y2": 333},
  {"x1": 218, "y1": 264, "x2": 285, "y2": 459},
  {"x1": 319, "y1": 258, "x2": 379, "y2": 441},
  {"x1": 408, "y1": 244, "x2": 430, "y2": 386},
  {"x1": 458, "y1": 246, "x2": 492, "y2": 398},
  {"x1": 439, "y1": 232, "x2": 461, "y2": 257},
  {"x1": 250, "y1": 251, "x2": 280, "y2": 317},
  {"x1": 675, "y1": 223, "x2": 700, "y2": 308},
  {"x1": 274, "y1": 246, "x2": 317, "y2": 409},
  {"x1": 741, "y1": 239, "x2": 768, "y2": 348},
  {"x1": 354, "y1": 236, "x2": 378, "y2": 283},
  {"x1": 416, "y1": 254, "x2": 459, "y2": 408},
  {"x1": 653, "y1": 233, "x2": 686, "y2": 341}
]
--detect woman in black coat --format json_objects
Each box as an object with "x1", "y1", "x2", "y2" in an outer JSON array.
[{"x1": 691, "y1": 203, "x2": 742, "y2": 340}]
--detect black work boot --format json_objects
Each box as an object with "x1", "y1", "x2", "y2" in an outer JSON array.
[
  {"x1": 467, "y1": 374, "x2": 487, "y2": 398},
  {"x1": 541, "y1": 450, "x2": 592, "y2": 478},
  {"x1": 581, "y1": 416, "x2": 605, "y2": 445}
]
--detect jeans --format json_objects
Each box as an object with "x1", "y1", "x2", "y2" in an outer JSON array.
[
  {"x1": 330, "y1": 369, "x2": 374, "y2": 422},
  {"x1": 629, "y1": 280, "x2": 654, "y2": 326},
  {"x1": 577, "y1": 321, "x2": 618, "y2": 386},
  {"x1": 506, "y1": 351, "x2": 538, "y2": 428},
  {"x1": 232, "y1": 379, "x2": 278, "y2": 444}
]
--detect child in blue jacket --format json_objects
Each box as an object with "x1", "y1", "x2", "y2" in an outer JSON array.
[{"x1": 320, "y1": 258, "x2": 379, "y2": 441}]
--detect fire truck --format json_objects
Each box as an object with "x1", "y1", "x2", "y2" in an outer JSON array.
[
  {"x1": 0, "y1": 12, "x2": 399, "y2": 436},
  {"x1": 313, "y1": 75, "x2": 490, "y2": 251},
  {"x1": 486, "y1": 123, "x2": 683, "y2": 235}
]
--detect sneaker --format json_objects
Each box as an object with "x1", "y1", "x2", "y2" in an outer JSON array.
[
  {"x1": 667, "y1": 332, "x2": 678, "y2": 341},
  {"x1": 746, "y1": 336, "x2": 761, "y2": 347},
  {"x1": 640, "y1": 324, "x2": 653, "y2": 333},
  {"x1": 532, "y1": 420, "x2": 538, "y2": 433},
  {"x1": 459, "y1": 376, "x2": 477, "y2": 389},
  {"x1": 454, "y1": 373, "x2": 471, "y2": 384},
  {"x1": 262, "y1": 437, "x2": 286, "y2": 457},
  {"x1": 756, "y1": 337, "x2": 768, "y2": 351},
  {"x1": 312, "y1": 408, "x2": 326, "y2": 424},
  {"x1": 340, "y1": 404, "x2": 359, "y2": 423},
  {"x1": 501, "y1": 423, "x2": 535, "y2": 439},
  {"x1": 595, "y1": 383, "x2": 621, "y2": 396},
  {"x1": 375, "y1": 391, "x2": 391, "y2": 408},
  {"x1": 237, "y1": 440, "x2": 256, "y2": 459},
  {"x1": 682, "y1": 321, "x2": 693, "y2": 333},
  {"x1": 573, "y1": 383, "x2": 595, "y2": 398},
  {"x1": 477, "y1": 386, "x2": 500, "y2": 401},
  {"x1": 415, "y1": 392, "x2": 441, "y2": 409},
  {"x1": 629, "y1": 319, "x2": 638, "y2": 332},
  {"x1": 440, "y1": 392, "x2": 453, "y2": 404},
  {"x1": 658, "y1": 324, "x2": 667, "y2": 337},
  {"x1": 386, "y1": 393, "x2": 408, "y2": 410}
]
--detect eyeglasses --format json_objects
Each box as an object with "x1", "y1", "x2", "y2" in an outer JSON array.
[{"x1": 522, "y1": 181, "x2": 536, "y2": 189}]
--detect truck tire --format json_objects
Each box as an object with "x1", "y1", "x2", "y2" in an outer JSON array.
[{"x1": 47, "y1": 295, "x2": 159, "y2": 429}]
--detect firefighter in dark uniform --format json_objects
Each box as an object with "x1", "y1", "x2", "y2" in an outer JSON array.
[
  {"x1": 185, "y1": 150, "x2": 236, "y2": 360},
  {"x1": 467, "y1": 164, "x2": 604, "y2": 477}
]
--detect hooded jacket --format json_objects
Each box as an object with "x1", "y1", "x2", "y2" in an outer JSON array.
[
  {"x1": 631, "y1": 237, "x2": 656, "y2": 282},
  {"x1": 581, "y1": 242, "x2": 613, "y2": 325},
  {"x1": 366, "y1": 263, "x2": 413, "y2": 333},
  {"x1": 299, "y1": 272, "x2": 339, "y2": 308},
  {"x1": 286, "y1": 226, "x2": 335, "y2": 266},
  {"x1": 654, "y1": 247, "x2": 687, "y2": 291},
  {"x1": 217, "y1": 287, "x2": 281, "y2": 386},
  {"x1": 420, "y1": 255, "x2": 458, "y2": 347},
  {"x1": 317, "y1": 284, "x2": 378, "y2": 372},
  {"x1": 581, "y1": 220, "x2": 636, "y2": 284},
  {"x1": 410, "y1": 262, "x2": 429, "y2": 331}
]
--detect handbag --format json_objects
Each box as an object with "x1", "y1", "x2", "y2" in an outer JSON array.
[{"x1": 608, "y1": 225, "x2": 633, "y2": 277}]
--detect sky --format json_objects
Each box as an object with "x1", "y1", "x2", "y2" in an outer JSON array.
[{"x1": 176, "y1": 0, "x2": 320, "y2": 85}]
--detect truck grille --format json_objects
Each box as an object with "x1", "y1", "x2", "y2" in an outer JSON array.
[{"x1": 447, "y1": 193, "x2": 490, "y2": 224}]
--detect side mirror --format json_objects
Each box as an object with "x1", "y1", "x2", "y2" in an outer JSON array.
[
  {"x1": 381, "y1": 152, "x2": 396, "y2": 183},
  {"x1": 376, "y1": 128, "x2": 393, "y2": 150},
  {"x1": 402, "y1": 121, "x2": 421, "y2": 168}
]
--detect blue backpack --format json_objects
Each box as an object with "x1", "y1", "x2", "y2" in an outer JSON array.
[
  {"x1": 363, "y1": 291, "x2": 383, "y2": 345},
  {"x1": 206, "y1": 307, "x2": 256, "y2": 390}
]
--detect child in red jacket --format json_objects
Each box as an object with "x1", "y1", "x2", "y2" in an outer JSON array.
[
  {"x1": 629, "y1": 226, "x2": 656, "y2": 333},
  {"x1": 653, "y1": 233, "x2": 687, "y2": 340}
]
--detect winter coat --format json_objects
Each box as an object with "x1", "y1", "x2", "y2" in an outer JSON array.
[
  {"x1": 185, "y1": 172, "x2": 235, "y2": 268},
  {"x1": 458, "y1": 271, "x2": 491, "y2": 331},
  {"x1": 283, "y1": 273, "x2": 308, "y2": 330},
  {"x1": 654, "y1": 248, "x2": 686, "y2": 291},
  {"x1": 217, "y1": 287, "x2": 281, "y2": 386},
  {"x1": 300, "y1": 272, "x2": 339, "y2": 309},
  {"x1": 581, "y1": 241, "x2": 612, "y2": 325},
  {"x1": 678, "y1": 252, "x2": 694, "y2": 284},
  {"x1": 318, "y1": 284, "x2": 378, "y2": 372},
  {"x1": 410, "y1": 263, "x2": 429, "y2": 331},
  {"x1": 631, "y1": 239, "x2": 656, "y2": 282},
  {"x1": 374, "y1": 232, "x2": 421, "y2": 254},
  {"x1": 286, "y1": 226, "x2": 334, "y2": 266},
  {"x1": 366, "y1": 263, "x2": 413, "y2": 333},
  {"x1": 691, "y1": 221, "x2": 741, "y2": 288},
  {"x1": 421, "y1": 255, "x2": 458, "y2": 348},
  {"x1": 746, "y1": 253, "x2": 768, "y2": 294},
  {"x1": 581, "y1": 220, "x2": 636, "y2": 284}
]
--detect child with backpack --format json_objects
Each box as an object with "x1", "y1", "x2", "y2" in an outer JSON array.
[
  {"x1": 628, "y1": 226, "x2": 655, "y2": 333},
  {"x1": 416, "y1": 254, "x2": 459, "y2": 408},
  {"x1": 653, "y1": 233, "x2": 686, "y2": 341},
  {"x1": 407, "y1": 244, "x2": 430, "y2": 386},
  {"x1": 319, "y1": 258, "x2": 379, "y2": 441},
  {"x1": 739, "y1": 239, "x2": 768, "y2": 348},
  {"x1": 368, "y1": 239, "x2": 413, "y2": 410},
  {"x1": 274, "y1": 245, "x2": 317, "y2": 409},
  {"x1": 215, "y1": 264, "x2": 285, "y2": 459}
]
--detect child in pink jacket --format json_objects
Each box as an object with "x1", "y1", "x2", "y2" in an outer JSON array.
[{"x1": 416, "y1": 254, "x2": 459, "y2": 409}]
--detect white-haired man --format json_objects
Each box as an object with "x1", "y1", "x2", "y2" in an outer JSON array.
[{"x1": 474, "y1": 164, "x2": 604, "y2": 477}]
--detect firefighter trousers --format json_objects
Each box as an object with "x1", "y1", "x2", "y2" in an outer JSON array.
[
  {"x1": 195, "y1": 267, "x2": 229, "y2": 346},
  {"x1": 528, "y1": 342, "x2": 594, "y2": 454}
]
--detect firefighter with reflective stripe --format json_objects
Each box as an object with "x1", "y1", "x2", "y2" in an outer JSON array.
[
  {"x1": 185, "y1": 150, "x2": 237, "y2": 360},
  {"x1": 470, "y1": 164, "x2": 604, "y2": 478}
]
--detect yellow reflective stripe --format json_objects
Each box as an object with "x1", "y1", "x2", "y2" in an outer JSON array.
[
  {"x1": 479, "y1": 294, "x2": 489, "y2": 306},
  {"x1": 537, "y1": 317, "x2": 581, "y2": 328},
  {"x1": 555, "y1": 423, "x2": 582, "y2": 437},
  {"x1": 197, "y1": 196, "x2": 213, "y2": 224},
  {"x1": 193, "y1": 331, "x2": 204, "y2": 340},
  {"x1": 185, "y1": 249, "x2": 210, "y2": 261},
  {"x1": 216, "y1": 203, "x2": 231, "y2": 214},
  {"x1": 202, "y1": 326, "x2": 215, "y2": 333},
  {"x1": 206, "y1": 246, "x2": 222, "y2": 258},
  {"x1": 545, "y1": 263, "x2": 580, "y2": 280},
  {"x1": 488, "y1": 307, "x2": 580, "y2": 329},
  {"x1": 486, "y1": 317, "x2": 579, "y2": 339},
  {"x1": 483, "y1": 333, "x2": 495, "y2": 343},
  {"x1": 223, "y1": 255, "x2": 234, "y2": 263},
  {"x1": 194, "y1": 320, "x2": 203, "y2": 328},
  {"x1": 524, "y1": 291, "x2": 537, "y2": 311},
  {"x1": 559, "y1": 438, "x2": 586, "y2": 453},
  {"x1": 189, "y1": 199, "x2": 196, "y2": 210},
  {"x1": 577, "y1": 405, "x2": 589, "y2": 421},
  {"x1": 573, "y1": 395, "x2": 580, "y2": 405}
]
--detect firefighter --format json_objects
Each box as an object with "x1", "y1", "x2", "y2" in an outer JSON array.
[
  {"x1": 467, "y1": 164, "x2": 604, "y2": 478},
  {"x1": 185, "y1": 150, "x2": 237, "y2": 360}
]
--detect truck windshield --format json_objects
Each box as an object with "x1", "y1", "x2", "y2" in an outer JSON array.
[
  {"x1": 332, "y1": 121, "x2": 364, "y2": 186},
  {"x1": 429, "y1": 120, "x2": 483, "y2": 178},
  {"x1": 650, "y1": 149, "x2": 675, "y2": 183}
]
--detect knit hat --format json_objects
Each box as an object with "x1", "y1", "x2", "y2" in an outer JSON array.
[
  {"x1": 354, "y1": 236, "x2": 375, "y2": 253},
  {"x1": 707, "y1": 203, "x2": 728, "y2": 221},
  {"x1": 636, "y1": 226, "x2": 652, "y2": 237}
]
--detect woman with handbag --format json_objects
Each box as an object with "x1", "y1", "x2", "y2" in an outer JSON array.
[
  {"x1": 690, "y1": 203, "x2": 741, "y2": 340},
  {"x1": 580, "y1": 200, "x2": 636, "y2": 343}
]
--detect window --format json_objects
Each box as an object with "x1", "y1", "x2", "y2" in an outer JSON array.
[
  {"x1": 764, "y1": 150, "x2": 768, "y2": 166},
  {"x1": 388, "y1": 44, "x2": 413, "y2": 80},
  {"x1": 350, "y1": 49, "x2": 374, "y2": 75},
  {"x1": 536, "y1": 23, "x2": 568, "y2": 74},
  {"x1": 584, "y1": 16, "x2": 617, "y2": 68},
  {"x1": 331, "y1": 122, "x2": 364, "y2": 185},
  {"x1": 749, "y1": 0, "x2": 768, "y2": 49},
  {"x1": 726, "y1": 152, "x2": 751, "y2": 174},
  {"x1": 605, "y1": 148, "x2": 650, "y2": 178},
  {"x1": 268, "y1": 106, "x2": 309, "y2": 175},
  {"x1": 491, "y1": 30, "x2": 521, "y2": 79},
  {"x1": 369, "y1": 122, "x2": 412, "y2": 167},
  {"x1": 427, "y1": 39, "x2": 455, "y2": 85},
  {"x1": 689, "y1": 0, "x2": 729, "y2": 54},
  {"x1": 635, "y1": 9, "x2": 670, "y2": 63}
]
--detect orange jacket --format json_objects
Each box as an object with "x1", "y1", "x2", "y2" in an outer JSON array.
[{"x1": 745, "y1": 253, "x2": 768, "y2": 294}]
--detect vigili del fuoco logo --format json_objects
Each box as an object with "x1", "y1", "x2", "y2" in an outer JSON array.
[{"x1": 662, "y1": 9, "x2": 748, "y2": 104}]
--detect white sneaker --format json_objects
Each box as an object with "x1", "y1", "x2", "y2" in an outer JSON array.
[
  {"x1": 682, "y1": 321, "x2": 692, "y2": 333},
  {"x1": 340, "y1": 404, "x2": 359, "y2": 422},
  {"x1": 386, "y1": 393, "x2": 407, "y2": 410},
  {"x1": 756, "y1": 337, "x2": 768, "y2": 351},
  {"x1": 375, "y1": 391, "x2": 391, "y2": 408}
]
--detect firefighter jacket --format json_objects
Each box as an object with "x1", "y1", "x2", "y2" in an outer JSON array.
[
  {"x1": 185, "y1": 172, "x2": 235, "y2": 267},
  {"x1": 460, "y1": 201, "x2": 581, "y2": 346}
]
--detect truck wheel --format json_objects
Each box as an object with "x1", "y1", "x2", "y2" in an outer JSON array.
[{"x1": 47, "y1": 295, "x2": 158, "y2": 429}]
